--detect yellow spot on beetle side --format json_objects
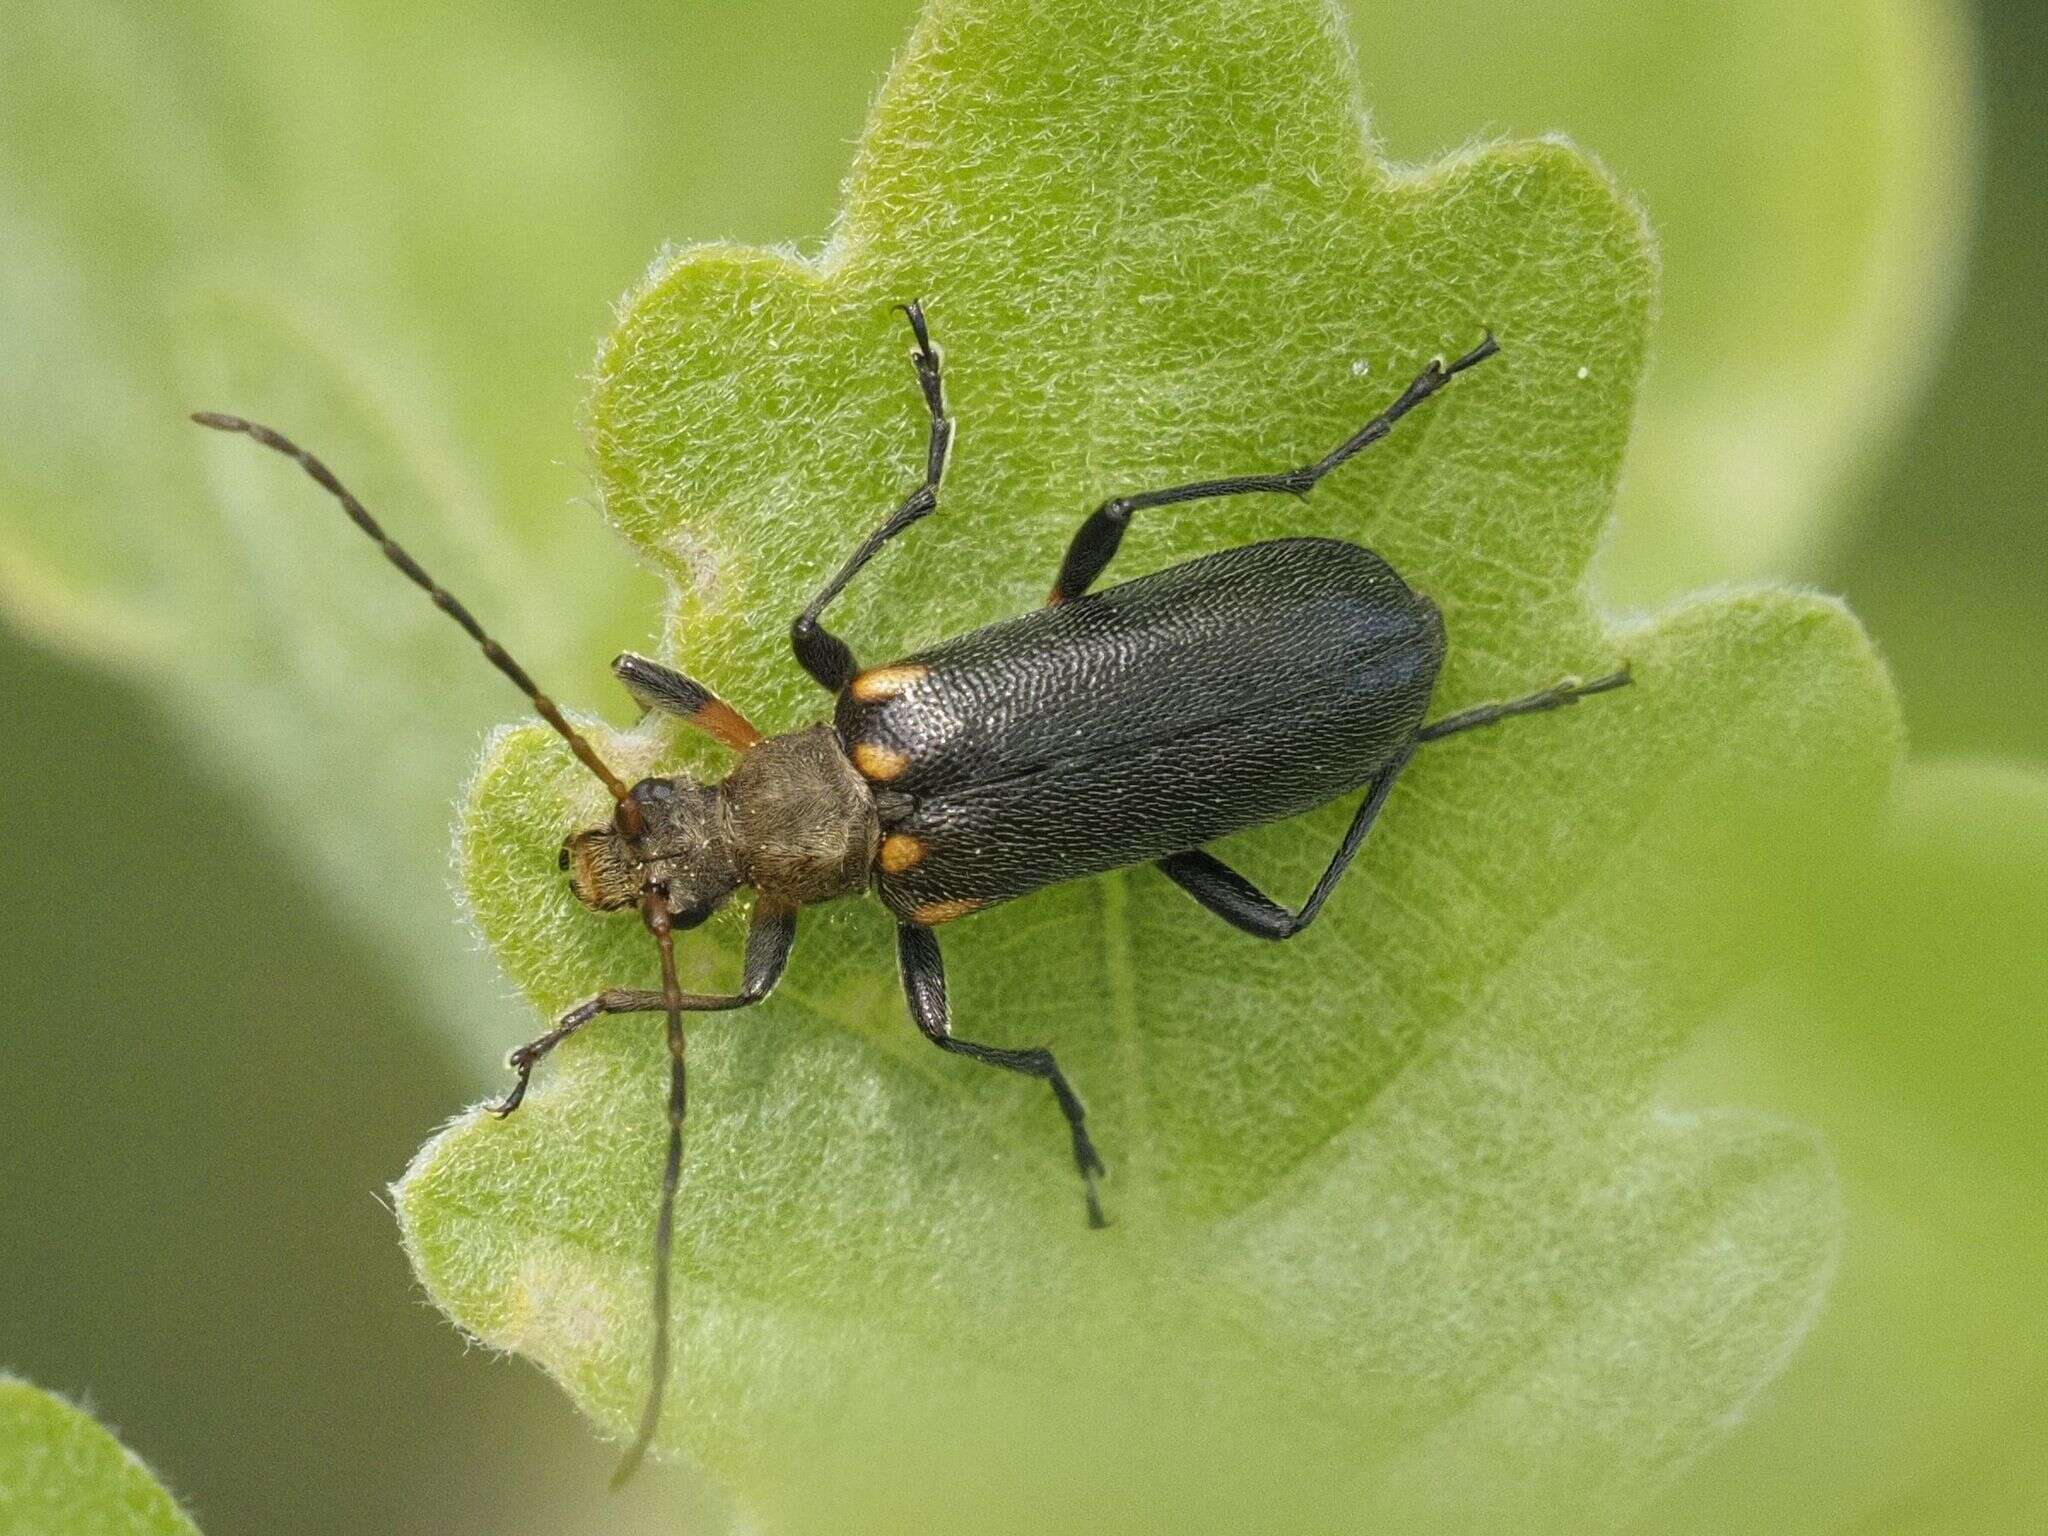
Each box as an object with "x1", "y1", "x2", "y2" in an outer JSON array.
[
  {"x1": 852, "y1": 741, "x2": 910, "y2": 781},
  {"x1": 850, "y1": 664, "x2": 928, "y2": 703},
  {"x1": 909, "y1": 897, "x2": 983, "y2": 926},
  {"x1": 879, "y1": 833, "x2": 927, "y2": 874}
]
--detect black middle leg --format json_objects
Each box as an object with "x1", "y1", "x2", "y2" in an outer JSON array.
[
  {"x1": 790, "y1": 301, "x2": 954, "y2": 693},
  {"x1": 1048, "y1": 333, "x2": 1498, "y2": 604},
  {"x1": 1156, "y1": 748, "x2": 1415, "y2": 940},
  {"x1": 896, "y1": 922, "x2": 1107, "y2": 1227}
]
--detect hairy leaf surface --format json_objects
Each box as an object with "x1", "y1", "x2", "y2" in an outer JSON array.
[
  {"x1": 0, "y1": 1379, "x2": 199, "y2": 1536},
  {"x1": 395, "y1": 0, "x2": 1899, "y2": 1528}
]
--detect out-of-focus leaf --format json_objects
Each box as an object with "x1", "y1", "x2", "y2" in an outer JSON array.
[
  {"x1": 0, "y1": 1379, "x2": 200, "y2": 1536},
  {"x1": 0, "y1": 0, "x2": 881, "y2": 1053},
  {"x1": 1651, "y1": 759, "x2": 2048, "y2": 1535},
  {"x1": 1828, "y1": 0, "x2": 2048, "y2": 763},
  {"x1": 1349, "y1": 0, "x2": 1973, "y2": 597},
  {"x1": 395, "y1": 1, "x2": 1899, "y2": 1528}
]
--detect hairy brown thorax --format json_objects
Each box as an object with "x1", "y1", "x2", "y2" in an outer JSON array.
[
  {"x1": 722, "y1": 724, "x2": 879, "y2": 907},
  {"x1": 561, "y1": 724, "x2": 876, "y2": 921}
]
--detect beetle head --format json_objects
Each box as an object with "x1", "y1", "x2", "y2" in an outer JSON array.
[{"x1": 560, "y1": 775, "x2": 740, "y2": 927}]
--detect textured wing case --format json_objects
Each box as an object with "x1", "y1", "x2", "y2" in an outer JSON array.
[{"x1": 835, "y1": 537, "x2": 1445, "y2": 923}]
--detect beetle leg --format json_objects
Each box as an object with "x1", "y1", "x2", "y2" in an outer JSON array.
[
  {"x1": 1155, "y1": 749, "x2": 1415, "y2": 940},
  {"x1": 896, "y1": 923, "x2": 1107, "y2": 1227},
  {"x1": 1049, "y1": 333, "x2": 1498, "y2": 603},
  {"x1": 1416, "y1": 666, "x2": 1632, "y2": 742},
  {"x1": 611, "y1": 652, "x2": 763, "y2": 751},
  {"x1": 487, "y1": 906, "x2": 798, "y2": 1117},
  {"x1": 490, "y1": 989, "x2": 666, "y2": 1116},
  {"x1": 789, "y1": 301, "x2": 955, "y2": 693}
]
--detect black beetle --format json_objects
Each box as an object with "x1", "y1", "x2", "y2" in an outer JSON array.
[{"x1": 192, "y1": 301, "x2": 1627, "y2": 1481}]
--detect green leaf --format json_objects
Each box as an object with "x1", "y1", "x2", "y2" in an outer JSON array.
[
  {"x1": 0, "y1": 1379, "x2": 200, "y2": 1536},
  {"x1": 1653, "y1": 759, "x2": 2048, "y2": 1535},
  {"x1": 394, "y1": 0, "x2": 1901, "y2": 1526},
  {"x1": 1347, "y1": 0, "x2": 1974, "y2": 599},
  {"x1": 0, "y1": 0, "x2": 1964, "y2": 1060}
]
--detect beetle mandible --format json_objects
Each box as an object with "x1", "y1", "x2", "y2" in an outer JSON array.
[{"x1": 193, "y1": 301, "x2": 1628, "y2": 1482}]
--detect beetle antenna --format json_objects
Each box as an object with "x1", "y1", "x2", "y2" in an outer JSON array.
[
  {"x1": 190, "y1": 412, "x2": 639, "y2": 810},
  {"x1": 611, "y1": 899, "x2": 689, "y2": 1489}
]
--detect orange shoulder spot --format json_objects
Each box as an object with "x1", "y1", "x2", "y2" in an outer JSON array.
[
  {"x1": 851, "y1": 741, "x2": 911, "y2": 782},
  {"x1": 878, "y1": 832, "x2": 928, "y2": 874},
  {"x1": 849, "y1": 664, "x2": 928, "y2": 703},
  {"x1": 909, "y1": 896, "x2": 983, "y2": 926}
]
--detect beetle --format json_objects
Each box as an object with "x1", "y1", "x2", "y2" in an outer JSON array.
[{"x1": 192, "y1": 301, "x2": 1627, "y2": 1482}]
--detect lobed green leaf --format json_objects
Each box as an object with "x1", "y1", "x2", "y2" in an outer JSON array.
[
  {"x1": 396, "y1": 0, "x2": 1901, "y2": 1527},
  {"x1": 1348, "y1": 0, "x2": 1974, "y2": 597}
]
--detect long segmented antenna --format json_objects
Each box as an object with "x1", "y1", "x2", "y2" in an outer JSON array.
[
  {"x1": 190, "y1": 412, "x2": 640, "y2": 816},
  {"x1": 611, "y1": 898, "x2": 690, "y2": 1489},
  {"x1": 196, "y1": 410, "x2": 685, "y2": 1476}
]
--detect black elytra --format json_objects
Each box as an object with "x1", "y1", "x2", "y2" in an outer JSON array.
[
  {"x1": 843, "y1": 536, "x2": 1443, "y2": 921},
  {"x1": 191, "y1": 299, "x2": 1629, "y2": 1486}
]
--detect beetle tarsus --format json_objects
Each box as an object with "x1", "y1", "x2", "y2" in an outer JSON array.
[
  {"x1": 486, "y1": 988, "x2": 675, "y2": 1118},
  {"x1": 1567, "y1": 669, "x2": 1623, "y2": 697},
  {"x1": 1073, "y1": 1130, "x2": 1109, "y2": 1229},
  {"x1": 1045, "y1": 1058, "x2": 1109, "y2": 1226},
  {"x1": 487, "y1": 1072, "x2": 529, "y2": 1119},
  {"x1": 895, "y1": 297, "x2": 934, "y2": 357},
  {"x1": 1446, "y1": 330, "x2": 1500, "y2": 375}
]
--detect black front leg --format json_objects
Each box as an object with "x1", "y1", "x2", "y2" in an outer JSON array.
[
  {"x1": 489, "y1": 905, "x2": 797, "y2": 1116},
  {"x1": 896, "y1": 922, "x2": 1107, "y2": 1227},
  {"x1": 790, "y1": 301, "x2": 955, "y2": 692}
]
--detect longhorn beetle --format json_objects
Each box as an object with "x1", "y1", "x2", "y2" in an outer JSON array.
[{"x1": 192, "y1": 301, "x2": 1628, "y2": 1484}]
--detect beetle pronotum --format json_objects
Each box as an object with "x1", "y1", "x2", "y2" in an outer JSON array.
[{"x1": 194, "y1": 301, "x2": 1627, "y2": 1483}]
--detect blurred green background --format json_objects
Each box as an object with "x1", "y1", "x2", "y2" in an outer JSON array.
[{"x1": 1, "y1": 1, "x2": 2040, "y2": 1532}]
